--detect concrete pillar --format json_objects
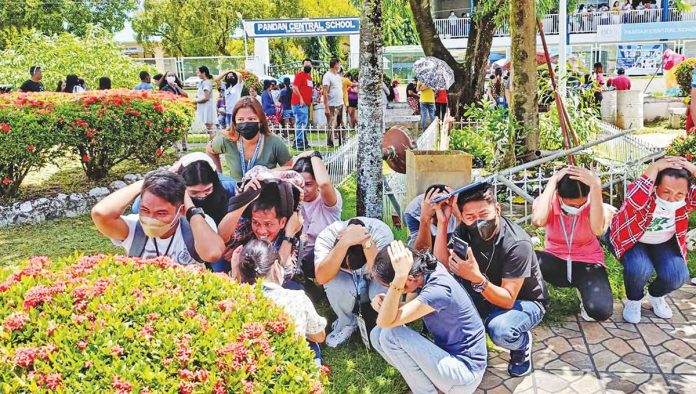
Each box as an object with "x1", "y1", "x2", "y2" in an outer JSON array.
[
  {"x1": 153, "y1": 47, "x2": 166, "y2": 72},
  {"x1": 405, "y1": 150, "x2": 472, "y2": 205},
  {"x1": 349, "y1": 34, "x2": 360, "y2": 69},
  {"x1": 254, "y1": 37, "x2": 270, "y2": 75},
  {"x1": 616, "y1": 90, "x2": 644, "y2": 130}
]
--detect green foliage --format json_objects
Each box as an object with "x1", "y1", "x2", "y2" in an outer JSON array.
[
  {"x1": 0, "y1": 30, "x2": 157, "y2": 91},
  {"x1": 675, "y1": 58, "x2": 696, "y2": 96},
  {"x1": 449, "y1": 128, "x2": 496, "y2": 168},
  {"x1": 666, "y1": 133, "x2": 696, "y2": 159},
  {"x1": 0, "y1": 0, "x2": 137, "y2": 49},
  {"x1": 538, "y1": 89, "x2": 600, "y2": 151},
  {"x1": 0, "y1": 90, "x2": 193, "y2": 195},
  {"x1": 0, "y1": 255, "x2": 325, "y2": 392},
  {"x1": 382, "y1": 0, "x2": 420, "y2": 46}
]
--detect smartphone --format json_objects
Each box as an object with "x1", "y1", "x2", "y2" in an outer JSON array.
[{"x1": 450, "y1": 235, "x2": 469, "y2": 260}]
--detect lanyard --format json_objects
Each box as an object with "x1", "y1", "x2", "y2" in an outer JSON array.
[
  {"x1": 351, "y1": 270, "x2": 363, "y2": 316},
  {"x1": 143, "y1": 227, "x2": 177, "y2": 258},
  {"x1": 237, "y1": 134, "x2": 264, "y2": 176},
  {"x1": 559, "y1": 214, "x2": 579, "y2": 283}
]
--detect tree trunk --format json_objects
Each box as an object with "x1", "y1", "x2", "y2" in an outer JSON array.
[
  {"x1": 409, "y1": 0, "x2": 502, "y2": 117},
  {"x1": 356, "y1": 0, "x2": 384, "y2": 218},
  {"x1": 510, "y1": 0, "x2": 539, "y2": 155}
]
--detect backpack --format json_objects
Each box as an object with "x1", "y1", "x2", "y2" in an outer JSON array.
[{"x1": 127, "y1": 217, "x2": 203, "y2": 264}]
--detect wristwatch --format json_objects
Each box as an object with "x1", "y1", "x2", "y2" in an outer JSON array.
[
  {"x1": 186, "y1": 207, "x2": 205, "y2": 221},
  {"x1": 472, "y1": 277, "x2": 489, "y2": 293}
]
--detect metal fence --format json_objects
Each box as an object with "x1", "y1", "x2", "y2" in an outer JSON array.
[
  {"x1": 433, "y1": 8, "x2": 694, "y2": 38},
  {"x1": 133, "y1": 56, "x2": 251, "y2": 82}
]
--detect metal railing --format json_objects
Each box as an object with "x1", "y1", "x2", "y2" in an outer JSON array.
[{"x1": 433, "y1": 8, "x2": 694, "y2": 38}]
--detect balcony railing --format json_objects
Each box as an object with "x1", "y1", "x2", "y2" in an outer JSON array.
[{"x1": 433, "y1": 8, "x2": 695, "y2": 39}]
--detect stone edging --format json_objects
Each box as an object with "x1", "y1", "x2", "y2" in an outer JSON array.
[{"x1": 0, "y1": 173, "x2": 145, "y2": 229}]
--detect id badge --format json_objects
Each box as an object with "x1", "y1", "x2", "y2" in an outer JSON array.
[
  {"x1": 566, "y1": 258, "x2": 573, "y2": 284},
  {"x1": 307, "y1": 80, "x2": 314, "y2": 87},
  {"x1": 356, "y1": 314, "x2": 371, "y2": 350}
]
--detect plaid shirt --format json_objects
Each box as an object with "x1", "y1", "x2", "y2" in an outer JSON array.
[{"x1": 609, "y1": 175, "x2": 696, "y2": 260}]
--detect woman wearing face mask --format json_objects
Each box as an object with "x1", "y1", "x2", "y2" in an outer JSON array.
[
  {"x1": 216, "y1": 70, "x2": 244, "y2": 128},
  {"x1": 207, "y1": 97, "x2": 293, "y2": 180},
  {"x1": 532, "y1": 167, "x2": 613, "y2": 322},
  {"x1": 237, "y1": 239, "x2": 327, "y2": 365},
  {"x1": 159, "y1": 71, "x2": 188, "y2": 97},
  {"x1": 131, "y1": 153, "x2": 237, "y2": 271},
  {"x1": 292, "y1": 152, "x2": 342, "y2": 279},
  {"x1": 608, "y1": 157, "x2": 696, "y2": 324},
  {"x1": 195, "y1": 66, "x2": 217, "y2": 140}
]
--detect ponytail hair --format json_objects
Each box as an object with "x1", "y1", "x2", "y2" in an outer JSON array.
[
  {"x1": 372, "y1": 246, "x2": 439, "y2": 284},
  {"x1": 198, "y1": 66, "x2": 212, "y2": 80},
  {"x1": 238, "y1": 239, "x2": 280, "y2": 284}
]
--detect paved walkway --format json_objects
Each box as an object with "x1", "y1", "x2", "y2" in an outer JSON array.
[{"x1": 477, "y1": 285, "x2": 696, "y2": 393}]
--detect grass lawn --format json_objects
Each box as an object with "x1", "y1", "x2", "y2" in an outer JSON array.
[
  {"x1": 634, "y1": 118, "x2": 684, "y2": 135},
  {"x1": 2, "y1": 177, "x2": 695, "y2": 393}
]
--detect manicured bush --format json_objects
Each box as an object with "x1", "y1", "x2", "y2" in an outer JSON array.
[
  {"x1": 0, "y1": 255, "x2": 325, "y2": 393},
  {"x1": 0, "y1": 90, "x2": 193, "y2": 194},
  {"x1": 0, "y1": 94, "x2": 65, "y2": 196},
  {"x1": 55, "y1": 89, "x2": 193, "y2": 180},
  {"x1": 674, "y1": 58, "x2": 696, "y2": 96}
]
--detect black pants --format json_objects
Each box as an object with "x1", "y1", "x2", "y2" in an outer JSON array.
[
  {"x1": 536, "y1": 250, "x2": 613, "y2": 321},
  {"x1": 435, "y1": 103, "x2": 448, "y2": 120}
]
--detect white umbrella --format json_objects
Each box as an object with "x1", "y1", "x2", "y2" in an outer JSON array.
[{"x1": 413, "y1": 56, "x2": 455, "y2": 90}]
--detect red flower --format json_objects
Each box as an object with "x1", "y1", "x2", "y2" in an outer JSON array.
[
  {"x1": 178, "y1": 381, "x2": 194, "y2": 394},
  {"x1": 43, "y1": 372, "x2": 62, "y2": 389},
  {"x1": 217, "y1": 299, "x2": 237, "y2": 313},
  {"x1": 77, "y1": 340, "x2": 88, "y2": 351},
  {"x1": 27, "y1": 144, "x2": 35, "y2": 152},
  {"x1": 82, "y1": 155, "x2": 90, "y2": 162},
  {"x1": 178, "y1": 369, "x2": 194, "y2": 380},
  {"x1": 156, "y1": 148, "x2": 163, "y2": 156},
  {"x1": 23, "y1": 285, "x2": 53, "y2": 310},
  {"x1": 146, "y1": 120, "x2": 153, "y2": 127},
  {"x1": 163, "y1": 127, "x2": 171, "y2": 133},
  {"x1": 686, "y1": 154, "x2": 694, "y2": 161},
  {"x1": 320, "y1": 364, "x2": 331, "y2": 375},
  {"x1": 1, "y1": 123, "x2": 10, "y2": 132},
  {"x1": 14, "y1": 347, "x2": 39, "y2": 367},
  {"x1": 84, "y1": 360, "x2": 94, "y2": 369},
  {"x1": 112, "y1": 375, "x2": 133, "y2": 393},
  {"x1": 111, "y1": 344, "x2": 124, "y2": 356},
  {"x1": 194, "y1": 368, "x2": 208, "y2": 383},
  {"x1": 3, "y1": 312, "x2": 29, "y2": 331},
  {"x1": 47, "y1": 323, "x2": 57, "y2": 336},
  {"x1": 267, "y1": 320, "x2": 288, "y2": 334},
  {"x1": 86, "y1": 132, "x2": 94, "y2": 138},
  {"x1": 212, "y1": 379, "x2": 226, "y2": 394},
  {"x1": 147, "y1": 312, "x2": 160, "y2": 321},
  {"x1": 2, "y1": 178, "x2": 10, "y2": 186}
]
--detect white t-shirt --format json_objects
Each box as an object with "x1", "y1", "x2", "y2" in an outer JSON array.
[
  {"x1": 300, "y1": 190, "x2": 343, "y2": 255},
  {"x1": 261, "y1": 282, "x2": 326, "y2": 337},
  {"x1": 639, "y1": 206, "x2": 676, "y2": 245},
  {"x1": 224, "y1": 82, "x2": 244, "y2": 114},
  {"x1": 322, "y1": 71, "x2": 345, "y2": 107},
  {"x1": 314, "y1": 217, "x2": 394, "y2": 276},
  {"x1": 112, "y1": 214, "x2": 217, "y2": 266}
]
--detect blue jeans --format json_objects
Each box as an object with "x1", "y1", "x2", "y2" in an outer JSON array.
[
  {"x1": 292, "y1": 104, "x2": 309, "y2": 148},
  {"x1": 420, "y1": 103, "x2": 435, "y2": 130},
  {"x1": 371, "y1": 326, "x2": 484, "y2": 394},
  {"x1": 323, "y1": 270, "x2": 385, "y2": 331},
  {"x1": 620, "y1": 238, "x2": 689, "y2": 301},
  {"x1": 224, "y1": 113, "x2": 232, "y2": 129},
  {"x1": 485, "y1": 300, "x2": 544, "y2": 352}
]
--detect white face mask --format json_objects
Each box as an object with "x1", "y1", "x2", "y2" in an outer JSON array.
[
  {"x1": 655, "y1": 196, "x2": 686, "y2": 212},
  {"x1": 166, "y1": 76, "x2": 176, "y2": 84},
  {"x1": 560, "y1": 198, "x2": 588, "y2": 216}
]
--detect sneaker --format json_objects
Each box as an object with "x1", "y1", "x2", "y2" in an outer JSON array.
[
  {"x1": 508, "y1": 332, "x2": 533, "y2": 377},
  {"x1": 326, "y1": 324, "x2": 356, "y2": 348},
  {"x1": 577, "y1": 289, "x2": 595, "y2": 322},
  {"x1": 623, "y1": 299, "x2": 642, "y2": 324},
  {"x1": 691, "y1": 277, "x2": 696, "y2": 285},
  {"x1": 647, "y1": 294, "x2": 673, "y2": 319}
]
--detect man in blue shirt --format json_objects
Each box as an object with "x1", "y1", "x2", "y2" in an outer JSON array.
[
  {"x1": 279, "y1": 77, "x2": 294, "y2": 128},
  {"x1": 134, "y1": 71, "x2": 154, "y2": 91}
]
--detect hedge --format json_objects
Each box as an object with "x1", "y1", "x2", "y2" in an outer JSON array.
[
  {"x1": 675, "y1": 58, "x2": 696, "y2": 96},
  {"x1": 0, "y1": 255, "x2": 325, "y2": 393},
  {"x1": 0, "y1": 90, "x2": 193, "y2": 196}
]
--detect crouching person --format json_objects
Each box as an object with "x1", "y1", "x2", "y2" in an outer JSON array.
[
  {"x1": 434, "y1": 183, "x2": 549, "y2": 377},
  {"x1": 314, "y1": 218, "x2": 394, "y2": 347},
  {"x1": 371, "y1": 241, "x2": 487, "y2": 394},
  {"x1": 91, "y1": 170, "x2": 225, "y2": 265},
  {"x1": 237, "y1": 239, "x2": 327, "y2": 365},
  {"x1": 609, "y1": 157, "x2": 695, "y2": 324},
  {"x1": 532, "y1": 167, "x2": 614, "y2": 322}
]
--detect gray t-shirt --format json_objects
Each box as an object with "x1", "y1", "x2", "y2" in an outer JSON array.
[
  {"x1": 416, "y1": 263, "x2": 488, "y2": 372},
  {"x1": 404, "y1": 194, "x2": 458, "y2": 248},
  {"x1": 322, "y1": 71, "x2": 345, "y2": 107},
  {"x1": 314, "y1": 217, "x2": 394, "y2": 275}
]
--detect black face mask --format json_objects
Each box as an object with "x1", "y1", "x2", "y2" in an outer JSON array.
[
  {"x1": 226, "y1": 76, "x2": 237, "y2": 86},
  {"x1": 303, "y1": 66, "x2": 312, "y2": 73},
  {"x1": 466, "y1": 217, "x2": 498, "y2": 241},
  {"x1": 236, "y1": 122, "x2": 260, "y2": 140},
  {"x1": 190, "y1": 186, "x2": 228, "y2": 224}
]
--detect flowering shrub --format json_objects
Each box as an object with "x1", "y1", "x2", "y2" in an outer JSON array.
[
  {"x1": 674, "y1": 58, "x2": 696, "y2": 96},
  {"x1": 666, "y1": 133, "x2": 696, "y2": 160},
  {"x1": 55, "y1": 89, "x2": 193, "y2": 180},
  {"x1": 0, "y1": 94, "x2": 64, "y2": 196},
  {"x1": 0, "y1": 255, "x2": 325, "y2": 393},
  {"x1": 0, "y1": 90, "x2": 193, "y2": 195}
]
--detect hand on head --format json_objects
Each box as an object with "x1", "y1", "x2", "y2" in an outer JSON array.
[{"x1": 338, "y1": 224, "x2": 371, "y2": 247}]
